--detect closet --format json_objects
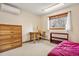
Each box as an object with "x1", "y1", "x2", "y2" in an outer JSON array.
[{"x1": 0, "y1": 24, "x2": 22, "y2": 52}]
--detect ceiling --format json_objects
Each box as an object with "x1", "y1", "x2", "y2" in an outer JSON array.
[{"x1": 9, "y1": 3, "x2": 74, "y2": 15}]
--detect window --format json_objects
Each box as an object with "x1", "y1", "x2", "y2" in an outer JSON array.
[{"x1": 49, "y1": 12, "x2": 68, "y2": 30}]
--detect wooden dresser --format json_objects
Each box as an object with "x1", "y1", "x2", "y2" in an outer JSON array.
[{"x1": 0, "y1": 24, "x2": 22, "y2": 52}]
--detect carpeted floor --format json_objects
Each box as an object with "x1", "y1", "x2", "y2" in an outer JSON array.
[{"x1": 0, "y1": 40, "x2": 57, "y2": 56}]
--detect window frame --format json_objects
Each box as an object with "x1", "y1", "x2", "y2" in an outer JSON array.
[{"x1": 48, "y1": 12, "x2": 68, "y2": 30}]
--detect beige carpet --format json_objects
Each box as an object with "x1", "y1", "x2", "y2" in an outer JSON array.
[{"x1": 0, "y1": 40, "x2": 57, "y2": 56}]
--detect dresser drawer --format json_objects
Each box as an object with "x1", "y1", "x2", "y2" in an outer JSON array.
[
  {"x1": 0, "y1": 30, "x2": 12, "y2": 35},
  {"x1": 12, "y1": 26, "x2": 22, "y2": 31},
  {"x1": 0, "y1": 39, "x2": 21, "y2": 45},
  {"x1": 0, "y1": 42, "x2": 22, "y2": 52},
  {"x1": 0, "y1": 26, "x2": 12, "y2": 30},
  {"x1": 0, "y1": 35, "x2": 11, "y2": 40},
  {"x1": 12, "y1": 34, "x2": 21, "y2": 38},
  {"x1": 10, "y1": 41, "x2": 22, "y2": 48},
  {"x1": 0, "y1": 44, "x2": 12, "y2": 52}
]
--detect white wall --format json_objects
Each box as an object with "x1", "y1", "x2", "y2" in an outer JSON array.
[
  {"x1": 0, "y1": 10, "x2": 40, "y2": 42},
  {"x1": 0, "y1": 4, "x2": 79, "y2": 43},
  {"x1": 40, "y1": 4, "x2": 79, "y2": 42}
]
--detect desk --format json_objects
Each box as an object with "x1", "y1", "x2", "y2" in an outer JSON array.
[
  {"x1": 29, "y1": 32, "x2": 45, "y2": 43},
  {"x1": 29, "y1": 32, "x2": 40, "y2": 43}
]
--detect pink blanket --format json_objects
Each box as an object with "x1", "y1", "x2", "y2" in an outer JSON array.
[{"x1": 48, "y1": 40, "x2": 79, "y2": 56}]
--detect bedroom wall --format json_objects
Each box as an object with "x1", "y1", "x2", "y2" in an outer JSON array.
[
  {"x1": 40, "y1": 4, "x2": 79, "y2": 42},
  {"x1": 0, "y1": 9, "x2": 41, "y2": 42}
]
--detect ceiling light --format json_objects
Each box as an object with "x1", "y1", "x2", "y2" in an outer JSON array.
[{"x1": 43, "y1": 3, "x2": 64, "y2": 12}]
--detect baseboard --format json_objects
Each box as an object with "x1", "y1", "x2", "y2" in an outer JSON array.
[
  {"x1": 42, "y1": 39, "x2": 50, "y2": 41},
  {"x1": 23, "y1": 39, "x2": 50, "y2": 43},
  {"x1": 23, "y1": 39, "x2": 41, "y2": 43},
  {"x1": 23, "y1": 40, "x2": 32, "y2": 43}
]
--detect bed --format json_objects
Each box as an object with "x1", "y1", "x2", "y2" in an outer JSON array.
[
  {"x1": 50, "y1": 32, "x2": 69, "y2": 44},
  {"x1": 48, "y1": 40, "x2": 79, "y2": 56}
]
